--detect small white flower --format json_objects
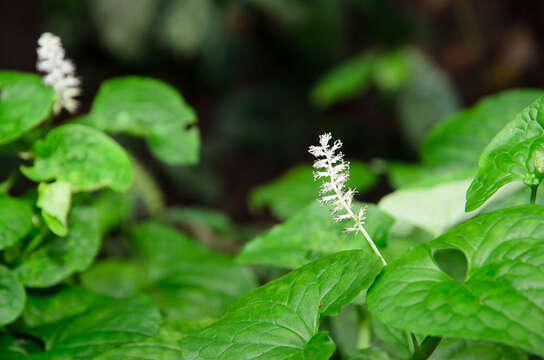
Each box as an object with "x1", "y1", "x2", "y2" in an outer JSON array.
[
  {"x1": 309, "y1": 133, "x2": 387, "y2": 265},
  {"x1": 37, "y1": 32, "x2": 81, "y2": 114}
]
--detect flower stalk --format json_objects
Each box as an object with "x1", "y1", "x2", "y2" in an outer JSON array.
[{"x1": 309, "y1": 133, "x2": 387, "y2": 265}]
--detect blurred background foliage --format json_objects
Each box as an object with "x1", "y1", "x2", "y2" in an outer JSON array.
[{"x1": 1, "y1": 0, "x2": 543, "y2": 236}]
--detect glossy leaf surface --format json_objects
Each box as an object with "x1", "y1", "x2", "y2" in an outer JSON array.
[
  {"x1": 181, "y1": 250, "x2": 382, "y2": 360},
  {"x1": 21, "y1": 124, "x2": 133, "y2": 192},
  {"x1": 368, "y1": 206, "x2": 544, "y2": 356}
]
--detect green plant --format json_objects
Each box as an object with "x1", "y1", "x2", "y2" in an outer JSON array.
[{"x1": 0, "y1": 32, "x2": 543, "y2": 360}]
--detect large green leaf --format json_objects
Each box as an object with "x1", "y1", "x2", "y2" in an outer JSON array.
[
  {"x1": 466, "y1": 95, "x2": 544, "y2": 211},
  {"x1": 22, "y1": 286, "x2": 109, "y2": 327},
  {"x1": 367, "y1": 206, "x2": 544, "y2": 356},
  {"x1": 37, "y1": 181, "x2": 71, "y2": 236},
  {"x1": 251, "y1": 162, "x2": 376, "y2": 220},
  {"x1": 180, "y1": 250, "x2": 383, "y2": 360},
  {"x1": 21, "y1": 124, "x2": 133, "y2": 192},
  {"x1": 0, "y1": 265, "x2": 25, "y2": 326},
  {"x1": 15, "y1": 206, "x2": 101, "y2": 288},
  {"x1": 127, "y1": 223, "x2": 256, "y2": 332},
  {"x1": 86, "y1": 76, "x2": 199, "y2": 165},
  {"x1": 0, "y1": 71, "x2": 54, "y2": 145},
  {"x1": 423, "y1": 89, "x2": 544, "y2": 169},
  {"x1": 0, "y1": 195, "x2": 33, "y2": 250},
  {"x1": 27, "y1": 295, "x2": 161, "y2": 359},
  {"x1": 238, "y1": 201, "x2": 393, "y2": 268}
]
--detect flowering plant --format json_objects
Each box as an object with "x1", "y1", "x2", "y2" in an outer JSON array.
[{"x1": 0, "y1": 32, "x2": 543, "y2": 360}]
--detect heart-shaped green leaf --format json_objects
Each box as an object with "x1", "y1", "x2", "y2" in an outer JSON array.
[
  {"x1": 15, "y1": 206, "x2": 101, "y2": 288},
  {"x1": 0, "y1": 71, "x2": 54, "y2": 145},
  {"x1": 251, "y1": 162, "x2": 376, "y2": 220},
  {"x1": 0, "y1": 265, "x2": 25, "y2": 326},
  {"x1": 0, "y1": 195, "x2": 33, "y2": 250},
  {"x1": 180, "y1": 250, "x2": 383, "y2": 360},
  {"x1": 368, "y1": 206, "x2": 544, "y2": 356},
  {"x1": 21, "y1": 124, "x2": 133, "y2": 192},
  {"x1": 238, "y1": 201, "x2": 393, "y2": 268},
  {"x1": 86, "y1": 76, "x2": 199, "y2": 165},
  {"x1": 466, "y1": 95, "x2": 544, "y2": 211}
]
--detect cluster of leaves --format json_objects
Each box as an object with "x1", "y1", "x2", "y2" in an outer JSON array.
[
  {"x1": 242, "y1": 88, "x2": 544, "y2": 359},
  {"x1": 2, "y1": 59, "x2": 544, "y2": 360}
]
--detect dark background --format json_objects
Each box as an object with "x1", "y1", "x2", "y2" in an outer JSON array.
[{"x1": 1, "y1": 0, "x2": 543, "y2": 222}]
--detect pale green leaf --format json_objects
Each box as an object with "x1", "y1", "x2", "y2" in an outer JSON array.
[
  {"x1": 238, "y1": 201, "x2": 393, "y2": 268},
  {"x1": 21, "y1": 124, "x2": 133, "y2": 192},
  {"x1": 181, "y1": 250, "x2": 383, "y2": 360},
  {"x1": 0, "y1": 71, "x2": 54, "y2": 145},
  {"x1": 37, "y1": 181, "x2": 71, "y2": 236},
  {"x1": 368, "y1": 206, "x2": 544, "y2": 356},
  {"x1": 379, "y1": 178, "x2": 531, "y2": 237}
]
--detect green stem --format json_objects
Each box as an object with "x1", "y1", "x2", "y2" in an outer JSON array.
[
  {"x1": 411, "y1": 336, "x2": 441, "y2": 360},
  {"x1": 23, "y1": 228, "x2": 48, "y2": 256},
  {"x1": 410, "y1": 333, "x2": 421, "y2": 354},
  {"x1": 530, "y1": 185, "x2": 538, "y2": 205}
]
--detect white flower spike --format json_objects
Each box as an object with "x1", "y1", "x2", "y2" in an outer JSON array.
[
  {"x1": 37, "y1": 32, "x2": 81, "y2": 115},
  {"x1": 309, "y1": 133, "x2": 387, "y2": 265}
]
